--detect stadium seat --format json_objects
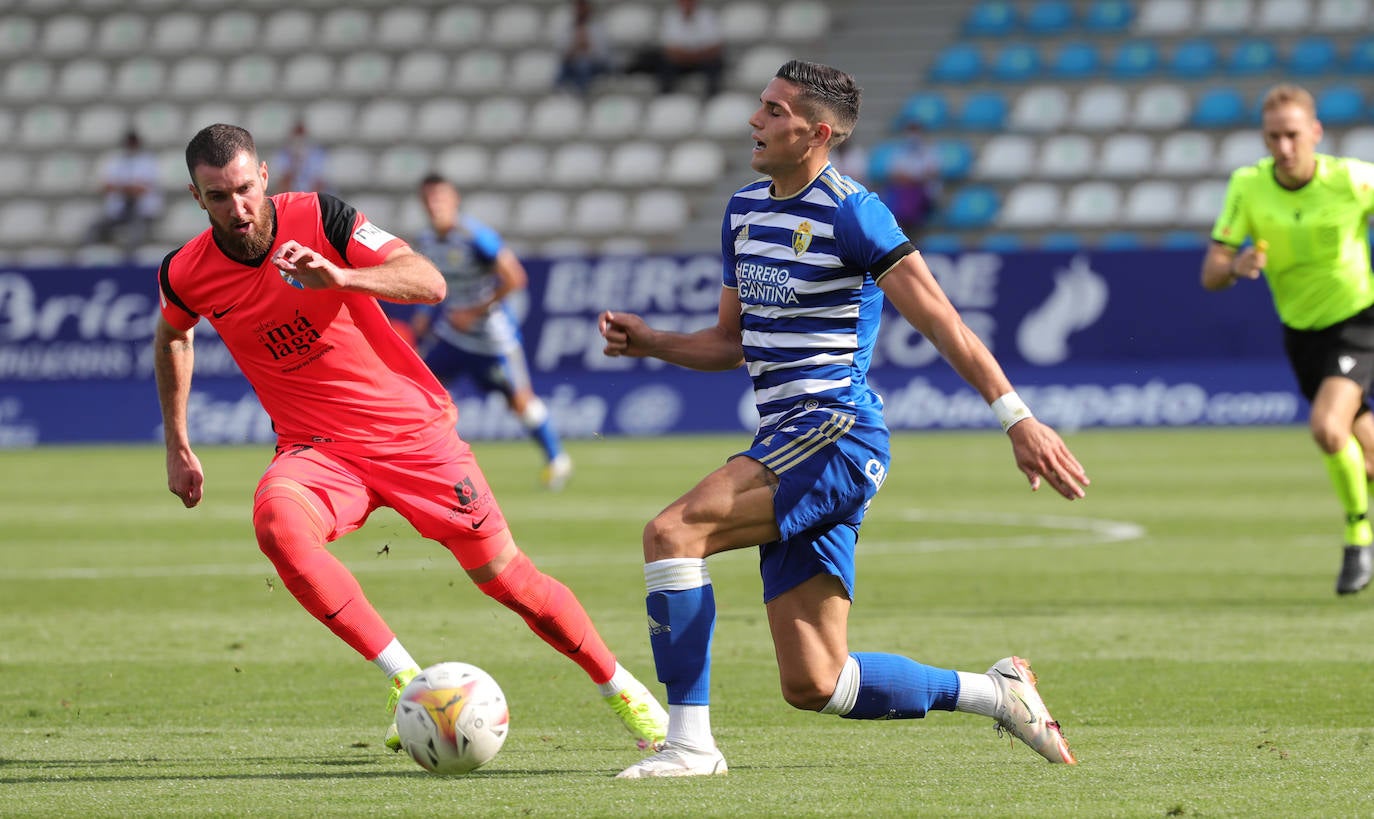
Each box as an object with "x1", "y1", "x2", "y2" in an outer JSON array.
[
  {"x1": 666, "y1": 140, "x2": 726, "y2": 186},
  {"x1": 1024, "y1": 0, "x2": 1075, "y2": 34},
  {"x1": 998, "y1": 182, "x2": 1061, "y2": 228},
  {"x1": 319, "y1": 8, "x2": 372, "y2": 51},
  {"x1": 631, "y1": 189, "x2": 690, "y2": 235},
  {"x1": 529, "y1": 94, "x2": 587, "y2": 142},
  {"x1": 301, "y1": 99, "x2": 355, "y2": 145},
  {"x1": 1133, "y1": 83, "x2": 1190, "y2": 130},
  {"x1": 1316, "y1": 0, "x2": 1370, "y2": 30},
  {"x1": 980, "y1": 233, "x2": 1026, "y2": 252},
  {"x1": 243, "y1": 100, "x2": 293, "y2": 146},
  {"x1": 375, "y1": 145, "x2": 432, "y2": 192},
  {"x1": 598, "y1": 237, "x2": 651, "y2": 257},
  {"x1": 510, "y1": 51, "x2": 559, "y2": 93},
  {"x1": 1124, "y1": 180, "x2": 1182, "y2": 226},
  {"x1": 865, "y1": 140, "x2": 903, "y2": 184},
  {"x1": 464, "y1": 192, "x2": 513, "y2": 234},
  {"x1": 1072, "y1": 84, "x2": 1129, "y2": 130},
  {"x1": 110, "y1": 56, "x2": 167, "y2": 103},
  {"x1": 415, "y1": 99, "x2": 470, "y2": 142},
  {"x1": 1063, "y1": 181, "x2": 1122, "y2": 227},
  {"x1": 471, "y1": 98, "x2": 527, "y2": 143},
  {"x1": 1342, "y1": 126, "x2": 1374, "y2": 158},
  {"x1": 1169, "y1": 39, "x2": 1220, "y2": 78},
  {"x1": 776, "y1": 0, "x2": 831, "y2": 42},
  {"x1": 1316, "y1": 85, "x2": 1366, "y2": 125},
  {"x1": 991, "y1": 43, "x2": 1041, "y2": 82},
  {"x1": 1348, "y1": 36, "x2": 1374, "y2": 74},
  {"x1": 974, "y1": 134, "x2": 1036, "y2": 180},
  {"x1": 645, "y1": 93, "x2": 702, "y2": 139},
  {"x1": 1288, "y1": 37, "x2": 1339, "y2": 76},
  {"x1": 1008, "y1": 85, "x2": 1071, "y2": 132},
  {"x1": 1135, "y1": 0, "x2": 1195, "y2": 33},
  {"x1": 432, "y1": 6, "x2": 486, "y2": 47},
  {"x1": 549, "y1": 142, "x2": 606, "y2": 188},
  {"x1": 586, "y1": 94, "x2": 643, "y2": 140},
  {"x1": 1215, "y1": 129, "x2": 1264, "y2": 170},
  {"x1": 356, "y1": 99, "x2": 413, "y2": 145},
  {"x1": 918, "y1": 233, "x2": 965, "y2": 254},
  {"x1": 607, "y1": 143, "x2": 665, "y2": 187},
  {"x1": 226, "y1": 54, "x2": 278, "y2": 100},
  {"x1": 572, "y1": 190, "x2": 629, "y2": 237},
  {"x1": 41, "y1": 13, "x2": 94, "y2": 56},
  {"x1": 1227, "y1": 38, "x2": 1278, "y2": 75},
  {"x1": 73, "y1": 105, "x2": 129, "y2": 148},
  {"x1": 205, "y1": 11, "x2": 258, "y2": 54},
  {"x1": 929, "y1": 44, "x2": 983, "y2": 83},
  {"x1": 454, "y1": 50, "x2": 506, "y2": 94},
  {"x1": 1052, "y1": 41, "x2": 1101, "y2": 78},
  {"x1": 377, "y1": 7, "x2": 428, "y2": 49},
  {"x1": 1161, "y1": 230, "x2": 1207, "y2": 248},
  {"x1": 261, "y1": 10, "x2": 315, "y2": 54},
  {"x1": 1040, "y1": 231, "x2": 1084, "y2": 251},
  {"x1": 0, "y1": 16, "x2": 38, "y2": 59},
  {"x1": 963, "y1": 1, "x2": 1017, "y2": 36},
  {"x1": 34, "y1": 152, "x2": 87, "y2": 196},
  {"x1": 1109, "y1": 40, "x2": 1160, "y2": 78},
  {"x1": 0, "y1": 200, "x2": 50, "y2": 246},
  {"x1": 158, "y1": 200, "x2": 213, "y2": 244},
  {"x1": 5, "y1": 59, "x2": 54, "y2": 103},
  {"x1": 1185, "y1": 179, "x2": 1228, "y2": 225},
  {"x1": 278, "y1": 54, "x2": 333, "y2": 99},
  {"x1": 323, "y1": 145, "x2": 374, "y2": 192},
  {"x1": 348, "y1": 193, "x2": 397, "y2": 230},
  {"x1": 1083, "y1": 0, "x2": 1134, "y2": 31},
  {"x1": 1201, "y1": 0, "x2": 1254, "y2": 31},
  {"x1": 942, "y1": 185, "x2": 1000, "y2": 229},
  {"x1": 95, "y1": 12, "x2": 147, "y2": 56},
  {"x1": 435, "y1": 144, "x2": 489, "y2": 188},
  {"x1": 1158, "y1": 131, "x2": 1215, "y2": 176},
  {"x1": 895, "y1": 92, "x2": 950, "y2": 131},
  {"x1": 1192, "y1": 87, "x2": 1247, "y2": 127},
  {"x1": 1097, "y1": 231, "x2": 1144, "y2": 249},
  {"x1": 933, "y1": 138, "x2": 974, "y2": 181},
  {"x1": 1257, "y1": 0, "x2": 1312, "y2": 28},
  {"x1": 338, "y1": 52, "x2": 392, "y2": 96},
  {"x1": 489, "y1": 143, "x2": 548, "y2": 190},
  {"x1": 735, "y1": 45, "x2": 792, "y2": 90},
  {"x1": 603, "y1": 4, "x2": 658, "y2": 46},
  {"x1": 959, "y1": 91, "x2": 1008, "y2": 130},
  {"x1": 394, "y1": 52, "x2": 451, "y2": 96},
  {"x1": 719, "y1": 2, "x2": 771, "y2": 45},
  {"x1": 55, "y1": 57, "x2": 108, "y2": 102},
  {"x1": 701, "y1": 93, "x2": 756, "y2": 138},
  {"x1": 1040, "y1": 134, "x2": 1095, "y2": 179}
]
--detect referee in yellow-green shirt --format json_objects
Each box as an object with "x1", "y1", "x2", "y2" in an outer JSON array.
[{"x1": 1203, "y1": 83, "x2": 1374, "y2": 595}]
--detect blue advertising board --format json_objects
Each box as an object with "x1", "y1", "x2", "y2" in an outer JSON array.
[{"x1": 0, "y1": 248, "x2": 1301, "y2": 446}]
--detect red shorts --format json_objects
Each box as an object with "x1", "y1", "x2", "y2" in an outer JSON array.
[{"x1": 256, "y1": 430, "x2": 509, "y2": 570}]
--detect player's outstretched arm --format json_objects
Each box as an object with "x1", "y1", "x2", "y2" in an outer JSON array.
[
  {"x1": 878, "y1": 252, "x2": 1088, "y2": 499},
  {"x1": 1201, "y1": 240, "x2": 1265, "y2": 291},
  {"x1": 271, "y1": 243, "x2": 446, "y2": 305},
  {"x1": 153, "y1": 317, "x2": 204, "y2": 508},
  {"x1": 599, "y1": 287, "x2": 745, "y2": 371}
]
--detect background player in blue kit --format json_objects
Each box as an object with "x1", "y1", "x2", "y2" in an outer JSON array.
[
  {"x1": 599, "y1": 61, "x2": 1090, "y2": 778},
  {"x1": 412, "y1": 174, "x2": 573, "y2": 490}
]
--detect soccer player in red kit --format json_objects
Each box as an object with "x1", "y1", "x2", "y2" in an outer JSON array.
[{"x1": 153, "y1": 124, "x2": 666, "y2": 757}]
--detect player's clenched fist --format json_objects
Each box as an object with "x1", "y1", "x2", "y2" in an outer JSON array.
[{"x1": 598, "y1": 310, "x2": 652, "y2": 358}]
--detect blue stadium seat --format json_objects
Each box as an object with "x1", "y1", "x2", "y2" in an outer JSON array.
[
  {"x1": 1040, "y1": 232, "x2": 1084, "y2": 251},
  {"x1": 1098, "y1": 231, "x2": 1144, "y2": 249},
  {"x1": 991, "y1": 43, "x2": 1041, "y2": 81},
  {"x1": 1316, "y1": 85, "x2": 1366, "y2": 126},
  {"x1": 865, "y1": 140, "x2": 903, "y2": 184},
  {"x1": 1228, "y1": 38, "x2": 1278, "y2": 75},
  {"x1": 1169, "y1": 39, "x2": 1220, "y2": 78},
  {"x1": 980, "y1": 232, "x2": 1025, "y2": 251},
  {"x1": 933, "y1": 138, "x2": 974, "y2": 180},
  {"x1": 1288, "y1": 36, "x2": 1338, "y2": 76},
  {"x1": 1348, "y1": 36, "x2": 1374, "y2": 75},
  {"x1": 894, "y1": 91, "x2": 949, "y2": 130},
  {"x1": 963, "y1": 0, "x2": 1017, "y2": 36},
  {"x1": 929, "y1": 44, "x2": 983, "y2": 83},
  {"x1": 1024, "y1": 0, "x2": 1075, "y2": 35},
  {"x1": 919, "y1": 233, "x2": 965, "y2": 254},
  {"x1": 942, "y1": 185, "x2": 1000, "y2": 229},
  {"x1": 1082, "y1": 0, "x2": 1134, "y2": 32},
  {"x1": 1053, "y1": 41, "x2": 1101, "y2": 78},
  {"x1": 1110, "y1": 40, "x2": 1161, "y2": 78},
  {"x1": 958, "y1": 91, "x2": 1008, "y2": 130},
  {"x1": 1192, "y1": 87, "x2": 1246, "y2": 127}
]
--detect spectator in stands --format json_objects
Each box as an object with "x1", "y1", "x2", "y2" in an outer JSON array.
[
  {"x1": 654, "y1": 0, "x2": 725, "y2": 97},
  {"x1": 270, "y1": 120, "x2": 329, "y2": 195},
  {"x1": 554, "y1": 0, "x2": 614, "y2": 96},
  {"x1": 1201, "y1": 83, "x2": 1374, "y2": 596},
  {"x1": 88, "y1": 129, "x2": 163, "y2": 256},
  {"x1": 878, "y1": 121, "x2": 941, "y2": 240}
]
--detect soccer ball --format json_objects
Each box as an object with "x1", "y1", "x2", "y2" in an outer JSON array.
[{"x1": 394, "y1": 662, "x2": 509, "y2": 775}]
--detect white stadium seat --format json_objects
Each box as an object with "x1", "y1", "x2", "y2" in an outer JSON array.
[
  {"x1": 454, "y1": 50, "x2": 507, "y2": 94},
  {"x1": 701, "y1": 92, "x2": 756, "y2": 138},
  {"x1": 1072, "y1": 84, "x2": 1129, "y2": 131},
  {"x1": 1132, "y1": 84, "x2": 1190, "y2": 131},
  {"x1": 150, "y1": 12, "x2": 200, "y2": 54},
  {"x1": 1124, "y1": 180, "x2": 1182, "y2": 226},
  {"x1": 338, "y1": 52, "x2": 393, "y2": 96},
  {"x1": 1096, "y1": 133, "x2": 1155, "y2": 179},
  {"x1": 529, "y1": 95, "x2": 587, "y2": 142},
  {"x1": 226, "y1": 54, "x2": 278, "y2": 100},
  {"x1": 95, "y1": 13, "x2": 148, "y2": 56},
  {"x1": 999, "y1": 182, "x2": 1062, "y2": 228},
  {"x1": 205, "y1": 10, "x2": 258, "y2": 53},
  {"x1": 375, "y1": 145, "x2": 432, "y2": 192},
  {"x1": 548, "y1": 143, "x2": 607, "y2": 188},
  {"x1": 262, "y1": 10, "x2": 315, "y2": 53},
  {"x1": 719, "y1": 2, "x2": 771, "y2": 45},
  {"x1": 73, "y1": 105, "x2": 130, "y2": 148},
  {"x1": 168, "y1": 56, "x2": 222, "y2": 100},
  {"x1": 487, "y1": 5, "x2": 544, "y2": 47},
  {"x1": 632, "y1": 189, "x2": 690, "y2": 235},
  {"x1": 5, "y1": 59, "x2": 55, "y2": 103},
  {"x1": 1157, "y1": 132, "x2": 1215, "y2": 177},
  {"x1": 395, "y1": 52, "x2": 451, "y2": 97},
  {"x1": 666, "y1": 141, "x2": 725, "y2": 187},
  {"x1": 491, "y1": 143, "x2": 551, "y2": 189},
  {"x1": 415, "y1": 99, "x2": 471, "y2": 143},
  {"x1": 432, "y1": 6, "x2": 486, "y2": 47},
  {"x1": 356, "y1": 99, "x2": 414, "y2": 145},
  {"x1": 55, "y1": 57, "x2": 109, "y2": 102},
  {"x1": 319, "y1": 8, "x2": 372, "y2": 51},
  {"x1": 975, "y1": 134, "x2": 1036, "y2": 179},
  {"x1": 607, "y1": 143, "x2": 665, "y2": 187},
  {"x1": 1039, "y1": 134, "x2": 1095, "y2": 179},
  {"x1": 1064, "y1": 181, "x2": 1123, "y2": 227},
  {"x1": 463, "y1": 192, "x2": 513, "y2": 234},
  {"x1": 435, "y1": 145, "x2": 490, "y2": 189},
  {"x1": 280, "y1": 54, "x2": 335, "y2": 98},
  {"x1": 572, "y1": 190, "x2": 629, "y2": 237},
  {"x1": 1200, "y1": 0, "x2": 1253, "y2": 32},
  {"x1": 1135, "y1": 0, "x2": 1196, "y2": 33},
  {"x1": 41, "y1": 13, "x2": 93, "y2": 56},
  {"x1": 471, "y1": 98, "x2": 527, "y2": 143},
  {"x1": 1009, "y1": 86, "x2": 1071, "y2": 132},
  {"x1": 1185, "y1": 179, "x2": 1229, "y2": 226},
  {"x1": 586, "y1": 94, "x2": 643, "y2": 140},
  {"x1": 112, "y1": 56, "x2": 168, "y2": 102},
  {"x1": 322, "y1": 145, "x2": 375, "y2": 192},
  {"x1": 1216, "y1": 129, "x2": 1265, "y2": 172},
  {"x1": 514, "y1": 191, "x2": 571, "y2": 236},
  {"x1": 645, "y1": 93, "x2": 702, "y2": 139}
]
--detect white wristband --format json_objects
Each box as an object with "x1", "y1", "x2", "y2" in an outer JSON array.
[{"x1": 990, "y1": 391, "x2": 1033, "y2": 433}]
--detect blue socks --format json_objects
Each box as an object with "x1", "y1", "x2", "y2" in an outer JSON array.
[
  {"x1": 644, "y1": 559, "x2": 715, "y2": 706},
  {"x1": 843, "y1": 652, "x2": 960, "y2": 719}
]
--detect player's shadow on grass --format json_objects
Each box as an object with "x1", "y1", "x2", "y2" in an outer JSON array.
[{"x1": 0, "y1": 755, "x2": 621, "y2": 782}]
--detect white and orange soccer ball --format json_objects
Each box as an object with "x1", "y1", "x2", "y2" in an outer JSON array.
[{"x1": 394, "y1": 662, "x2": 509, "y2": 775}]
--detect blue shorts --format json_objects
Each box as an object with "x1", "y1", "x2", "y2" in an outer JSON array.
[
  {"x1": 422, "y1": 339, "x2": 533, "y2": 400},
  {"x1": 743, "y1": 404, "x2": 890, "y2": 603}
]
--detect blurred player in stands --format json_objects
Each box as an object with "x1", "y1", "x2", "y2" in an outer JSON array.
[
  {"x1": 1202, "y1": 83, "x2": 1374, "y2": 595},
  {"x1": 154, "y1": 124, "x2": 663, "y2": 758},
  {"x1": 270, "y1": 119, "x2": 330, "y2": 195},
  {"x1": 599, "y1": 61, "x2": 1088, "y2": 778},
  {"x1": 410, "y1": 174, "x2": 573, "y2": 491}
]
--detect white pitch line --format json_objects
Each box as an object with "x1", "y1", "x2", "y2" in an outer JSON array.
[{"x1": 0, "y1": 511, "x2": 1145, "y2": 581}]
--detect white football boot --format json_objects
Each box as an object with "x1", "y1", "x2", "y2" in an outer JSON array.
[
  {"x1": 987, "y1": 656, "x2": 1077, "y2": 764},
  {"x1": 615, "y1": 741, "x2": 728, "y2": 778}
]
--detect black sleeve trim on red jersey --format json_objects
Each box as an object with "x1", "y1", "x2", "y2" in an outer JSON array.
[
  {"x1": 318, "y1": 193, "x2": 360, "y2": 265},
  {"x1": 871, "y1": 242, "x2": 916, "y2": 281},
  {"x1": 158, "y1": 246, "x2": 197, "y2": 319}
]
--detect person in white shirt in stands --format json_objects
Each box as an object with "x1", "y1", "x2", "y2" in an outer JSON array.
[
  {"x1": 657, "y1": 0, "x2": 724, "y2": 97},
  {"x1": 88, "y1": 129, "x2": 163, "y2": 257}
]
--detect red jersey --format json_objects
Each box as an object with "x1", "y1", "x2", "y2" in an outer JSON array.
[{"x1": 158, "y1": 192, "x2": 457, "y2": 451}]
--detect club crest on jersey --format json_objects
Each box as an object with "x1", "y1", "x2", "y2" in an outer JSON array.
[{"x1": 792, "y1": 221, "x2": 813, "y2": 256}]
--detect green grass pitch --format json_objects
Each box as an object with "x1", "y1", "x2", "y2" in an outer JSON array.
[{"x1": 2, "y1": 427, "x2": 1373, "y2": 816}]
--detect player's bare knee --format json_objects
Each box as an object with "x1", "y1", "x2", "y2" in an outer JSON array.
[
  {"x1": 779, "y1": 677, "x2": 834, "y2": 712},
  {"x1": 1309, "y1": 422, "x2": 1347, "y2": 454},
  {"x1": 642, "y1": 515, "x2": 690, "y2": 561}
]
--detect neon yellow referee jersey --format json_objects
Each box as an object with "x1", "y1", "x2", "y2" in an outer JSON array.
[{"x1": 1211, "y1": 154, "x2": 1374, "y2": 331}]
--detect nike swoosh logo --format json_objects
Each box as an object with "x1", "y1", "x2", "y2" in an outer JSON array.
[
  {"x1": 212, "y1": 305, "x2": 238, "y2": 319},
  {"x1": 324, "y1": 600, "x2": 350, "y2": 620},
  {"x1": 471, "y1": 511, "x2": 491, "y2": 530}
]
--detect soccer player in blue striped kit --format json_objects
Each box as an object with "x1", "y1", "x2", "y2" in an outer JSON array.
[{"x1": 599, "y1": 60, "x2": 1090, "y2": 778}]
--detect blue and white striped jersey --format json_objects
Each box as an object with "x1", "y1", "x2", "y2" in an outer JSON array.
[
  {"x1": 412, "y1": 215, "x2": 519, "y2": 355},
  {"x1": 722, "y1": 164, "x2": 913, "y2": 432}
]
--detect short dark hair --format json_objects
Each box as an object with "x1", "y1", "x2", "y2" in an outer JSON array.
[
  {"x1": 774, "y1": 60, "x2": 862, "y2": 146},
  {"x1": 420, "y1": 172, "x2": 449, "y2": 187},
  {"x1": 185, "y1": 124, "x2": 257, "y2": 182}
]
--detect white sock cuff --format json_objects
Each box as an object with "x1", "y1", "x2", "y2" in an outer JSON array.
[
  {"x1": 821, "y1": 654, "x2": 860, "y2": 715},
  {"x1": 644, "y1": 558, "x2": 710, "y2": 593},
  {"x1": 954, "y1": 670, "x2": 999, "y2": 717},
  {"x1": 520, "y1": 398, "x2": 549, "y2": 428},
  {"x1": 372, "y1": 639, "x2": 419, "y2": 679}
]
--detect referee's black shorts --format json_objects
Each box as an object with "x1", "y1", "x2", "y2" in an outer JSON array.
[{"x1": 1284, "y1": 302, "x2": 1374, "y2": 403}]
